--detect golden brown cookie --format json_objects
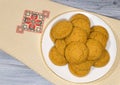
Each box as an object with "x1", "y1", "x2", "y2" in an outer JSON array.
[
  {"x1": 55, "y1": 39, "x2": 66, "y2": 56},
  {"x1": 94, "y1": 49, "x2": 110, "y2": 67},
  {"x1": 50, "y1": 30, "x2": 56, "y2": 43},
  {"x1": 71, "y1": 18, "x2": 90, "y2": 35},
  {"x1": 70, "y1": 13, "x2": 90, "y2": 25},
  {"x1": 91, "y1": 26, "x2": 109, "y2": 40},
  {"x1": 49, "y1": 46, "x2": 67, "y2": 66},
  {"x1": 86, "y1": 39, "x2": 104, "y2": 61},
  {"x1": 68, "y1": 61, "x2": 93, "y2": 77},
  {"x1": 89, "y1": 31, "x2": 108, "y2": 47},
  {"x1": 65, "y1": 27, "x2": 88, "y2": 45},
  {"x1": 51, "y1": 20, "x2": 73, "y2": 39},
  {"x1": 65, "y1": 41, "x2": 88, "y2": 64}
]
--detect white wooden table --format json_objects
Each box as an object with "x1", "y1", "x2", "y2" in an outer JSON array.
[
  {"x1": 0, "y1": 50, "x2": 52, "y2": 85},
  {"x1": 52, "y1": 0, "x2": 120, "y2": 20}
]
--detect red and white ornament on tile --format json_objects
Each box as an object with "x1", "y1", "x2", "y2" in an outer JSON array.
[{"x1": 16, "y1": 10, "x2": 50, "y2": 34}]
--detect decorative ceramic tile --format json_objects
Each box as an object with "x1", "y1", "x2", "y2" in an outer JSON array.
[{"x1": 16, "y1": 10, "x2": 50, "y2": 34}]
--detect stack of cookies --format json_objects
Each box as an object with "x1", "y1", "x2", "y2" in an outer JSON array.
[{"x1": 49, "y1": 14, "x2": 110, "y2": 77}]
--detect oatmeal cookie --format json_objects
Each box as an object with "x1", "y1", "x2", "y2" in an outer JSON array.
[
  {"x1": 51, "y1": 20, "x2": 73, "y2": 39},
  {"x1": 71, "y1": 18, "x2": 90, "y2": 35},
  {"x1": 89, "y1": 31, "x2": 108, "y2": 47},
  {"x1": 50, "y1": 30, "x2": 56, "y2": 43},
  {"x1": 86, "y1": 39, "x2": 104, "y2": 60},
  {"x1": 65, "y1": 27, "x2": 88, "y2": 45},
  {"x1": 94, "y1": 49, "x2": 110, "y2": 67},
  {"x1": 68, "y1": 61, "x2": 93, "y2": 77},
  {"x1": 49, "y1": 46, "x2": 67, "y2": 66},
  {"x1": 70, "y1": 13, "x2": 90, "y2": 25},
  {"x1": 55, "y1": 39, "x2": 66, "y2": 56},
  {"x1": 65, "y1": 41, "x2": 88, "y2": 64},
  {"x1": 91, "y1": 26, "x2": 109, "y2": 40}
]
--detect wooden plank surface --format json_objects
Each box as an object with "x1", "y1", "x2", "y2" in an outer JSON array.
[
  {"x1": 0, "y1": 50, "x2": 52, "y2": 85},
  {"x1": 52, "y1": 0, "x2": 120, "y2": 20}
]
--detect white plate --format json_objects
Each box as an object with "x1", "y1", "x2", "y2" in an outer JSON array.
[{"x1": 41, "y1": 12, "x2": 117, "y2": 83}]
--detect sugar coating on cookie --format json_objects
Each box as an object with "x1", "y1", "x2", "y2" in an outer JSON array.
[
  {"x1": 70, "y1": 13, "x2": 90, "y2": 25},
  {"x1": 49, "y1": 46, "x2": 67, "y2": 66},
  {"x1": 65, "y1": 41, "x2": 88, "y2": 64},
  {"x1": 71, "y1": 18, "x2": 90, "y2": 35},
  {"x1": 94, "y1": 49, "x2": 110, "y2": 67},
  {"x1": 65, "y1": 27, "x2": 88, "y2": 45},
  {"x1": 55, "y1": 39, "x2": 66, "y2": 56},
  {"x1": 91, "y1": 26, "x2": 109, "y2": 40},
  {"x1": 89, "y1": 31, "x2": 108, "y2": 47},
  {"x1": 51, "y1": 20, "x2": 73, "y2": 39},
  {"x1": 68, "y1": 61, "x2": 93, "y2": 77},
  {"x1": 86, "y1": 39, "x2": 104, "y2": 60}
]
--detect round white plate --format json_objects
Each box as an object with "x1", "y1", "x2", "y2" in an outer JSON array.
[{"x1": 41, "y1": 12, "x2": 117, "y2": 83}]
